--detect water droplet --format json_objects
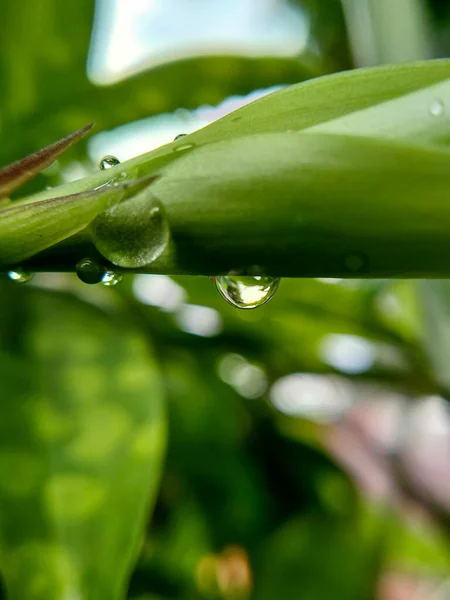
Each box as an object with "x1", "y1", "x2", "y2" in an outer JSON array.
[
  {"x1": 174, "y1": 133, "x2": 187, "y2": 141},
  {"x1": 91, "y1": 191, "x2": 170, "y2": 268},
  {"x1": 344, "y1": 254, "x2": 366, "y2": 273},
  {"x1": 7, "y1": 269, "x2": 33, "y2": 284},
  {"x1": 430, "y1": 99, "x2": 444, "y2": 117},
  {"x1": 99, "y1": 155, "x2": 121, "y2": 170},
  {"x1": 214, "y1": 275, "x2": 279, "y2": 309},
  {"x1": 76, "y1": 258, "x2": 104, "y2": 285},
  {"x1": 102, "y1": 271, "x2": 123, "y2": 286}
]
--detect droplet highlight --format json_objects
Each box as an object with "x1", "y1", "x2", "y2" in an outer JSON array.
[
  {"x1": 7, "y1": 269, "x2": 33, "y2": 284},
  {"x1": 91, "y1": 191, "x2": 170, "y2": 268},
  {"x1": 101, "y1": 271, "x2": 123, "y2": 286},
  {"x1": 430, "y1": 99, "x2": 444, "y2": 117},
  {"x1": 99, "y1": 155, "x2": 121, "y2": 170},
  {"x1": 214, "y1": 275, "x2": 280, "y2": 309},
  {"x1": 174, "y1": 133, "x2": 187, "y2": 141},
  {"x1": 76, "y1": 258, "x2": 105, "y2": 285}
]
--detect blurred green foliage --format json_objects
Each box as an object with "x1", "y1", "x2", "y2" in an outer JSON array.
[
  {"x1": 1, "y1": 1, "x2": 450, "y2": 599},
  {"x1": 0, "y1": 281, "x2": 165, "y2": 599}
]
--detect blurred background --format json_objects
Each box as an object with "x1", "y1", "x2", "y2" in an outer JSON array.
[{"x1": 2, "y1": 1, "x2": 450, "y2": 599}]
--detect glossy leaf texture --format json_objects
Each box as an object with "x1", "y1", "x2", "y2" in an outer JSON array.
[{"x1": 0, "y1": 281, "x2": 166, "y2": 600}]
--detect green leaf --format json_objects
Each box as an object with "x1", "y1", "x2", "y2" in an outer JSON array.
[
  {"x1": 135, "y1": 133, "x2": 450, "y2": 278},
  {"x1": 17, "y1": 130, "x2": 450, "y2": 278},
  {"x1": 6, "y1": 59, "x2": 450, "y2": 279},
  {"x1": 21, "y1": 59, "x2": 450, "y2": 206},
  {"x1": 183, "y1": 58, "x2": 450, "y2": 146},
  {"x1": 0, "y1": 283, "x2": 166, "y2": 600},
  {"x1": 0, "y1": 124, "x2": 94, "y2": 198},
  {"x1": 0, "y1": 176, "x2": 157, "y2": 266}
]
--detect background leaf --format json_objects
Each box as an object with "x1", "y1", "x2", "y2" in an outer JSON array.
[{"x1": 0, "y1": 282, "x2": 166, "y2": 599}]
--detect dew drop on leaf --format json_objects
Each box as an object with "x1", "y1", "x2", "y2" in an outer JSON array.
[
  {"x1": 429, "y1": 99, "x2": 444, "y2": 117},
  {"x1": 174, "y1": 134, "x2": 187, "y2": 141},
  {"x1": 214, "y1": 275, "x2": 280, "y2": 309},
  {"x1": 91, "y1": 191, "x2": 170, "y2": 269},
  {"x1": 99, "y1": 155, "x2": 121, "y2": 170},
  {"x1": 7, "y1": 269, "x2": 33, "y2": 284},
  {"x1": 76, "y1": 258, "x2": 105, "y2": 285},
  {"x1": 101, "y1": 271, "x2": 123, "y2": 286}
]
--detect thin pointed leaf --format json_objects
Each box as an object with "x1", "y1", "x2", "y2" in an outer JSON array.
[
  {"x1": 0, "y1": 176, "x2": 157, "y2": 266},
  {"x1": 0, "y1": 124, "x2": 94, "y2": 198}
]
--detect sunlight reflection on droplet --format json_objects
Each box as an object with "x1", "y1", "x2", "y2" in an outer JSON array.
[
  {"x1": 175, "y1": 304, "x2": 222, "y2": 337},
  {"x1": 319, "y1": 334, "x2": 375, "y2": 375},
  {"x1": 133, "y1": 275, "x2": 186, "y2": 312}
]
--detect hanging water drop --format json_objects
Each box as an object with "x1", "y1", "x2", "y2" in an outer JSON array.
[
  {"x1": 76, "y1": 258, "x2": 105, "y2": 285},
  {"x1": 214, "y1": 275, "x2": 280, "y2": 309},
  {"x1": 430, "y1": 99, "x2": 444, "y2": 117},
  {"x1": 99, "y1": 155, "x2": 121, "y2": 170},
  {"x1": 102, "y1": 271, "x2": 123, "y2": 286},
  {"x1": 174, "y1": 133, "x2": 187, "y2": 141},
  {"x1": 7, "y1": 269, "x2": 33, "y2": 284}
]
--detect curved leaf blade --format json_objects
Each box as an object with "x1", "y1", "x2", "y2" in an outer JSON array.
[
  {"x1": 145, "y1": 132, "x2": 450, "y2": 277},
  {"x1": 0, "y1": 176, "x2": 157, "y2": 266},
  {"x1": 21, "y1": 60, "x2": 450, "y2": 208}
]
